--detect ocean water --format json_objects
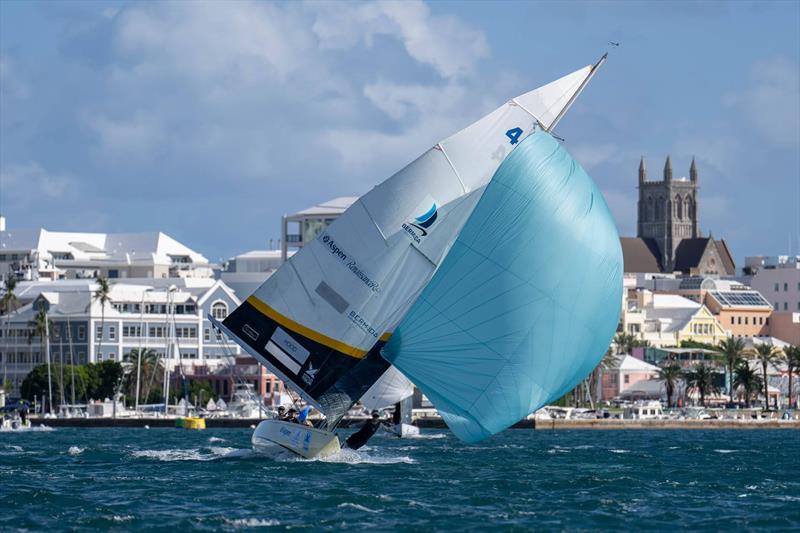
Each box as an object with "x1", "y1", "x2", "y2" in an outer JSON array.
[{"x1": 1, "y1": 427, "x2": 798, "y2": 531}]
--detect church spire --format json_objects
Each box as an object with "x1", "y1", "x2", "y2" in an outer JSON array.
[
  {"x1": 690, "y1": 156, "x2": 698, "y2": 182},
  {"x1": 639, "y1": 156, "x2": 647, "y2": 184},
  {"x1": 664, "y1": 155, "x2": 672, "y2": 182}
]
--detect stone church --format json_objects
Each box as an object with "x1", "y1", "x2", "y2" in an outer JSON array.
[{"x1": 621, "y1": 156, "x2": 735, "y2": 275}]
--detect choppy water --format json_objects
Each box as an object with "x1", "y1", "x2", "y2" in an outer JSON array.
[{"x1": 1, "y1": 426, "x2": 798, "y2": 531}]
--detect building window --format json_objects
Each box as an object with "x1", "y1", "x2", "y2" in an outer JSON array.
[
  {"x1": 211, "y1": 302, "x2": 228, "y2": 320},
  {"x1": 96, "y1": 325, "x2": 103, "y2": 340},
  {"x1": 78, "y1": 326, "x2": 85, "y2": 341},
  {"x1": 774, "y1": 303, "x2": 779, "y2": 311},
  {"x1": 624, "y1": 375, "x2": 630, "y2": 384},
  {"x1": 744, "y1": 317, "x2": 748, "y2": 325},
  {"x1": 730, "y1": 317, "x2": 735, "y2": 325},
  {"x1": 109, "y1": 325, "x2": 116, "y2": 340},
  {"x1": 204, "y1": 328, "x2": 210, "y2": 341},
  {"x1": 784, "y1": 302, "x2": 789, "y2": 311},
  {"x1": 774, "y1": 283, "x2": 780, "y2": 292},
  {"x1": 784, "y1": 283, "x2": 789, "y2": 292}
]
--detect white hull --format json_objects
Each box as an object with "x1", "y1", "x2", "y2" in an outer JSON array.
[
  {"x1": 251, "y1": 420, "x2": 340, "y2": 459},
  {"x1": 384, "y1": 423, "x2": 419, "y2": 438}
]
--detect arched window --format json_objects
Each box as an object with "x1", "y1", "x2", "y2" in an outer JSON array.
[
  {"x1": 675, "y1": 194, "x2": 683, "y2": 219},
  {"x1": 211, "y1": 301, "x2": 228, "y2": 320},
  {"x1": 685, "y1": 197, "x2": 693, "y2": 220},
  {"x1": 655, "y1": 196, "x2": 664, "y2": 220},
  {"x1": 647, "y1": 196, "x2": 654, "y2": 221}
]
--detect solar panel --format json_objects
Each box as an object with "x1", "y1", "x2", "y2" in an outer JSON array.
[{"x1": 709, "y1": 291, "x2": 770, "y2": 307}]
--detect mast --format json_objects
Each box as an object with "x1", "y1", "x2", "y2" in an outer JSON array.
[{"x1": 546, "y1": 53, "x2": 607, "y2": 132}]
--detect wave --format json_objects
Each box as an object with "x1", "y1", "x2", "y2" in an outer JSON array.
[
  {"x1": 713, "y1": 449, "x2": 738, "y2": 454},
  {"x1": 208, "y1": 436, "x2": 226, "y2": 443},
  {"x1": 0, "y1": 424, "x2": 55, "y2": 433},
  {"x1": 68, "y1": 446, "x2": 85, "y2": 456},
  {"x1": 130, "y1": 446, "x2": 257, "y2": 462},
  {"x1": 408, "y1": 432, "x2": 447, "y2": 439},
  {"x1": 609, "y1": 449, "x2": 630, "y2": 454},
  {"x1": 337, "y1": 502, "x2": 380, "y2": 513},
  {"x1": 223, "y1": 518, "x2": 280, "y2": 527}
]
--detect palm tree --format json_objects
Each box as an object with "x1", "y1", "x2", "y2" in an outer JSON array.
[
  {"x1": 783, "y1": 345, "x2": 800, "y2": 409},
  {"x1": 684, "y1": 363, "x2": 719, "y2": 407},
  {"x1": 1, "y1": 273, "x2": 20, "y2": 390},
  {"x1": 733, "y1": 361, "x2": 762, "y2": 408},
  {"x1": 718, "y1": 337, "x2": 746, "y2": 406},
  {"x1": 93, "y1": 276, "x2": 111, "y2": 362},
  {"x1": 658, "y1": 359, "x2": 683, "y2": 407},
  {"x1": 124, "y1": 348, "x2": 159, "y2": 406},
  {"x1": 30, "y1": 307, "x2": 54, "y2": 413},
  {"x1": 753, "y1": 343, "x2": 780, "y2": 410}
]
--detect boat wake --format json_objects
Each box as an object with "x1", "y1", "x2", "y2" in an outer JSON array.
[
  {"x1": 130, "y1": 446, "x2": 258, "y2": 462},
  {"x1": 406, "y1": 432, "x2": 447, "y2": 440},
  {"x1": 0, "y1": 424, "x2": 55, "y2": 433},
  {"x1": 252, "y1": 444, "x2": 416, "y2": 465}
]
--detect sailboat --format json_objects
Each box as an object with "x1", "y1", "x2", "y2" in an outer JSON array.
[{"x1": 210, "y1": 55, "x2": 622, "y2": 458}]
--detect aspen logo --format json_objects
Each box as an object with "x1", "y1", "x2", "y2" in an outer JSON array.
[{"x1": 402, "y1": 196, "x2": 439, "y2": 245}]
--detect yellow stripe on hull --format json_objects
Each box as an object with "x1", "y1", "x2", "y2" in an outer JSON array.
[{"x1": 247, "y1": 295, "x2": 392, "y2": 359}]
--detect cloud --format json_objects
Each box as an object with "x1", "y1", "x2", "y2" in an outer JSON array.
[
  {"x1": 0, "y1": 55, "x2": 28, "y2": 99},
  {"x1": 88, "y1": 111, "x2": 165, "y2": 160},
  {"x1": 724, "y1": 57, "x2": 800, "y2": 149},
  {"x1": 309, "y1": 0, "x2": 489, "y2": 80},
  {"x1": 0, "y1": 163, "x2": 76, "y2": 207}
]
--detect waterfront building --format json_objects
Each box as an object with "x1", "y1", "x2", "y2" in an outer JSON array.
[
  {"x1": 280, "y1": 196, "x2": 356, "y2": 261},
  {"x1": 599, "y1": 354, "x2": 660, "y2": 401},
  {"x1": 219, "y1": 249, "x2": 294, "y2": 301},
  {"x1": 0, "y1": 278, "x2": 242, "y2": 397},
  {"x1": 622, "y1": 291, "x2": 727, "y2": 347},
  {"x1": 703, "y1": 286, "x2": 772, "y2": 338},
  {"x1": 744, "y1": 255, "x2": 800, "y2": 344},
  {"x1": 621, "y1": 157, "x2": 735, "y2": 275},
  {"x1": 0, "y1": 226, "x2": 213, "y2": 281}
]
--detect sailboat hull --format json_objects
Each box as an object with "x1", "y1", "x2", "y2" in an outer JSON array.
[{"x1": 251, "y1": 420, "x2": 341, "y2": 459}]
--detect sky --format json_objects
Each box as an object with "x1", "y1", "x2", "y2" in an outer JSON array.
[{"x1": 1, "y1": 0, "x2": 798, "y2": 266}]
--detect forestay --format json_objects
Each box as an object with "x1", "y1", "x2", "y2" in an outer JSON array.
[
  {"x1": 220, "y1": 62, "x2": 601, "y2": 425},
  {"x1": 383, "y1": 130, "x2": 623, "y2": 443}
]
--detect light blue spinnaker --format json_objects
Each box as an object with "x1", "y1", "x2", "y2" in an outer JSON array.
[{"x1": 383, "y1": 130, "x2": 623, "y2": 443}]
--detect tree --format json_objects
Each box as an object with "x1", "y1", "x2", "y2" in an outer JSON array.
[
  {"x1": 753, "y1": 343, "x2": 781, "y2": 410},
  {"x1": 1, "y1": 273, "x2": 20, "y2": 388},
  {"x1": 123, "y1": 348, "x2": 160, "y2": 406},
  {"x1": 733, "y1": 361, "x2": 762, "y2": 407},
  {"x1": 88, "y1": 360, "x2": 124, "y2": 400},
  {"x1": 93, "y1": 276, "x2": 111, "y2": 362},
  {"x1": 684, "y1": 363, "x2": 719, "y2": 407},
  {"x1": 658, "y1": 360, "x2": 683, "y2": 407},
  {"x1": 783, "y1": 345, "x2": 800, "y2": 409},
  {"x1": 613, "y1": 332, "x2": 649, "y2": 355},
  {"x1": 30, "y1": 307, "x2": 54, "y2": 413},
  {"x1": 718, "y1": 337, "x2": 746, "y2": 405}
]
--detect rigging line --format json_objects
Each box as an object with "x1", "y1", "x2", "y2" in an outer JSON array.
[
  {"x1": 288, "y1": 255, "x2": 316, "y2": 305},
  {"x1": 436, "y1": 144, "x2": 469, "y2": 193},
  {"x1": 548, "y1": 53, "x2": 607, "y2": 132}
]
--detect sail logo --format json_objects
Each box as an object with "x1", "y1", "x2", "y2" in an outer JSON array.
[{"x1": 402, "y1": 197, "x2": 439, "y2": 245}]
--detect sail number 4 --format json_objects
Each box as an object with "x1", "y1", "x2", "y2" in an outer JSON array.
[{"x1": 505, "y1": 127, "x2": 523, "y2": 145}]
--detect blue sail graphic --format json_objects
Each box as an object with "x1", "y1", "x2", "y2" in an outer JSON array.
[{"x1": 383, "y1": 130, "x2": 623, "y2": 443}]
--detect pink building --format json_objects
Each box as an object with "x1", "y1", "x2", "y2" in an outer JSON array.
[{"x1": 601, "y1": 355, "x2": 660, "y2": 401}]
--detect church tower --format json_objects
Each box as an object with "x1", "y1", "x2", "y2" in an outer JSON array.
[{"x1": 636, "y1": 156, "x2": 700, "y2": 271}]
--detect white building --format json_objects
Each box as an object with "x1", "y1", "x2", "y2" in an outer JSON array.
[
  {"x1": 0, "y1": 227, "x2": 213, "y2": 281},
  {"x1": 220, "y1": 249, "x2": 294, "y2": 301},
  {"x1": 280, "y1": 196, "x2": 357, "y2": 261},
  {"x1": 0, "y1": 278, "x2": 242, "y2": 396}
]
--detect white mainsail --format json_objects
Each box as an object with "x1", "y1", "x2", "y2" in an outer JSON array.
[{"x1": 360, "y1": 366, "x2": 414, "y2": 412}]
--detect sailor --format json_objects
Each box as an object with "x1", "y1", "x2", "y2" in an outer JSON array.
[
  {"x1": 19, "y1": 402, "x2": 29, "y2": 426},
  {"x1": 285, "y1": 408, "x2": 299, "y2": 424},
  {"x1": 276, "y1": 406, "x2": 287, "y2": 421},
  {"x1": 297, "y1": 406, "x2": 313, "y2": 427},
  {"x1": 345, "y1": 410, "x2": 386, "y2": 450}
]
